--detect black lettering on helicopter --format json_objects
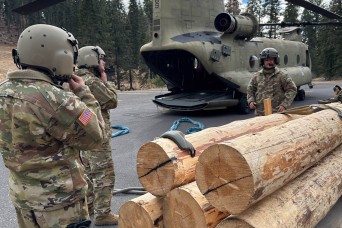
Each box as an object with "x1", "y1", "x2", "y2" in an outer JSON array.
[{"x1": 155, "y1": 0, "x2": 160, "y2": 9}]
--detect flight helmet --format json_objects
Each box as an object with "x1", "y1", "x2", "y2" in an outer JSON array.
[
  {"x1": 77, "y1": 46, "x2": 106, "y2": 68},
  {"x1": 12, "y1": 24, "x2": 79, "y2": 83},
  {"x1": 259, "y1": 48, "x2": 280, "y2": 67}
]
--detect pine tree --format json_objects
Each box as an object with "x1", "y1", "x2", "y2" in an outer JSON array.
[
  {"x1": 263, "y1": 0, "x2": 282, "y2": 38},
  {"x1": 317, "y1": 0, "x2": 342, "y2": 78},
  {"x1": 283, "y1": 2, "x2": 299, "y2": 23},
  {"x1": 246, "y1": 0, "x2": 263, "y2": 35},
  {"x1": 225, "y1": 0, "x2": 241, "y2": 15},
  {"x1": 301, "y1": 0, "x2": 323, "y2": 76}
]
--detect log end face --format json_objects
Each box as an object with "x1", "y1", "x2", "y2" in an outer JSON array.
[
  {"x1": 195, "y1": 143, "x2": 254, "y2": 214},
  {"x1": 164, "y1": 188, "x2": 207, "y2": 228},
  {"x1": 137, "y1": 142, "x2": 176, "y2": 196},
  {"x1": 118, "y1": 201, "x2": 154, "y2": 228}
]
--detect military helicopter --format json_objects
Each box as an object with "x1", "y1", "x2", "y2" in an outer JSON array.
[
  {"x1": 12, "y1": 0, "x2": 342, "y2": 113},
  {"x1": 139, "y1": 0, "x2": 342, "y2": 113}
]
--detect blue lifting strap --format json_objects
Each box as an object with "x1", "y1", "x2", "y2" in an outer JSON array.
[
  {"x1": 169, "y1": 117, "x2": 204, "y2": 134},
  {"x1": 111, "y1": 125, "x2": 129, "y2": 138}
]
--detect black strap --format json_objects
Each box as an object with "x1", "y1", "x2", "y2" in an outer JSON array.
[
  {"x1": 66, "y1": 220, "x2": 91, "y2": 228},
  {"x1": 161, "y1": 130, "x2": 196, "y2": 157}
]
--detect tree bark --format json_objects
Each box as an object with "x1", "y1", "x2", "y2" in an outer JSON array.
[
  {"x1": 215, "y1": 145, "x2": 342, "y2": 228},
  {"x1": 118, "y1": 193, "x2": 163, "y2": 228},
  {"x1": 137, "y1": 114, "x2": 301, "y2": 196},
  {"x1": 196, "y1": 106, "x2": 342, "y2": 214},
  {"x1": 163, "y1": 182, "x2": 229, "y2": 228}
]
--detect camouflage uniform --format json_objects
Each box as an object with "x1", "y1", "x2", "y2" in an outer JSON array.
[
  {"x1": 318, "y1": 90, "x2": 342, "y2": 104},
  {"x1": 247, "y1": 67, "x2": 297, "y2": 116},
  {"x1": 0, "y1": 70, "x2": 106, "y2": 227},
  {"x1": 75, "y1": 68, "x2": 118, "y2": 220}
]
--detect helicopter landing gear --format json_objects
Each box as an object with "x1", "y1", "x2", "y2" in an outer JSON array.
[
  {"x1": 295, "y1": 89, "x2": 305, "y2": 101},
  {"x1": 238, "y1": 97, "x2": 250, "y2": 114}
]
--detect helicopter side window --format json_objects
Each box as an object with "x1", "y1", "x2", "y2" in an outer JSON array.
[
  {"x1": 297, "y1": 55, "x2": 300, "y2": 65},
  {"x1": 284, "y1": 55, "x2": 288, "y2": 65},
  {"x1": 249, "y1": 55, "x2": 258, "y2": 70}
]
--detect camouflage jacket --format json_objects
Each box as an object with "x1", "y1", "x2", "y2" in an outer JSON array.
[
  {"x1": 0, "y1": 70, "x2": 106, "y2": 211},
  {"x1": 76, "y1": 68, "x2": 118, "y2": 140},
  {"x1": 247, "y1": 67, "x2": 297, "y2": 116}
]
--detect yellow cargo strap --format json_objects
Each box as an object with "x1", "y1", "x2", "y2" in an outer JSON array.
[{"x1": 282, "y1": 104, "x2": 342, "y2": 117}]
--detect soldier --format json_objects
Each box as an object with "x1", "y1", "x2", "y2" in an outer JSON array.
[
  {"x1": 0, "y1": 24, "x2": 106, "y2": 228},
  {"x1": 76, "y1": 46, "x2": 118, "y2": 225},
  {"x1": 318, "y1": 85, "x2": 342, "y2": 104},
  {"x1": 247, "y1": 48, "x2": 297, "y2": 116}
]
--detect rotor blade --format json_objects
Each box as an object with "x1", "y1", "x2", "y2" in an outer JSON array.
[
  {"x1": 286, "y1": 0, "x2": 342, "y2": 20},
  {"x1": 12, "y1": 0, "x2": 66, "y2": 15},
  {"x1": 260, "y1": 21, "x2": 342, "y2": 27}
]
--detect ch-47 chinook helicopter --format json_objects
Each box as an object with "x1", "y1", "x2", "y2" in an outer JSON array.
[
  {"x1": 139, "y1": 0, "x2": 342, "y2": 113},
  {"x1": 12, "y1": 0, "x2": 342, "y2": 113}
]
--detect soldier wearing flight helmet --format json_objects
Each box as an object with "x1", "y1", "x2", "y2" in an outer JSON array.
[
  {"x1": 76, "y1": 46, "x2": 118, "y2": 226},
  {"x1": 247, "y1": 48, "x2": 297, "y2": 116},
  {"x1": 0, "y1": 24, "x2": 106, "y2": 228}
]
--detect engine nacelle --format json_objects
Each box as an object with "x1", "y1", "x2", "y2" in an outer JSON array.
[{"x1": 214, "y1": 12, "x2": 259, "y2": 40}]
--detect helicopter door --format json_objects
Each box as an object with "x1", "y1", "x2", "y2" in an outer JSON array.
[{"x1": 306, "y1": 50, "x2": 311, "y2": 67}]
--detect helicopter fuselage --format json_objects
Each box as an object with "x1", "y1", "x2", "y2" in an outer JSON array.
[{"x1": 140, "y1": 0, "x2": 312, "y2": 111}]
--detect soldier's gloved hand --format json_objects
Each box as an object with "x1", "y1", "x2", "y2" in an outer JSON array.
[
  {"x1": 277, "y1": 105, "x2": 286, "y2": 113},
  {"x1": 249, "y1": 101, "x2": 256, "y2": 110},
  {"x1": 69, "y1": 74, "x2": 85, "y2": 92}
]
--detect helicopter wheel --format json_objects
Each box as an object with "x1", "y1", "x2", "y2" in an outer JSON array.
[
  {"x1": 238, "y1": 97, "x2": 250, "y2": 114},
  {"x1": 297, "y1": 89, "x2": 305, "y2": 101}
]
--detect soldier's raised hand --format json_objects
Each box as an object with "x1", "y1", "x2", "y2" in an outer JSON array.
[{"x1": 69, "y1": 74, "x2": 85, "y2": 91}]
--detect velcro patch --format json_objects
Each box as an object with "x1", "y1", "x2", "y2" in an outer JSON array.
[{"x1": 79, "y1": 108, "x2": 93, "y2": 126}]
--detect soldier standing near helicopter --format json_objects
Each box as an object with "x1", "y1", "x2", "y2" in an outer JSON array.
[
  {"x1": 76, "y1": 46, "x2": 119, "y2": 226},
  {"x1": 0, "y1": 24, "x2": 106, "y2": 228},
  {"x1": 247, "y1": 48, "x2": 297, "y2": 116}
]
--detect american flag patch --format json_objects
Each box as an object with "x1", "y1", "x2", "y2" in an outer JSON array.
[{"x1": 78, "y1": 108, "x2": 94, "y2": 126}]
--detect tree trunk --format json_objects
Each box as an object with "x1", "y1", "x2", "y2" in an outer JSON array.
[
  {"x1": 163, "y1": 182, "x2": 229, "y2": 228},
  {"x1": 196, "y1": 106, "x2": 342, "y2": 214},
  {"x1": 215, "y1": 145, "x2": 342, "y2": 228},
  {"x1": 118, "y1": 193, "x2": 163, "y2": 228},
  {"x1": 137, "y1": 114, "x2": 302, "y2": 196}
]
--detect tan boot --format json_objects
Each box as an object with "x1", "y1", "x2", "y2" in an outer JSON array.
[{"x1": 94, "y1": 213, "x2": 119, "y2": 226}]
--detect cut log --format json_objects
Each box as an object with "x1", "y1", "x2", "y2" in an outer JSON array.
[
  {"x1": 163, "y1": 182, "x2": 229, "y2": 228},
  {"x1": 215, "y1": 145, "x2": 342, "y2": 228},
  {"x1": 118, "y1": 193, "x2": 163, "y2": 228},
  {"x1": 137, "y1": 114, "x2": 302, "y2": 196},
  {"x1": 196, "y1": 106, "x2": 342, "y2": 214}
]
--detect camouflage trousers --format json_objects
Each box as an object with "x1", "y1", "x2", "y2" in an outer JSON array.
[
  {"x1": 15, "y1": 199, "x2": 90, "y2": 228},
  {"x1": 81, "y1": 142, "x2": 115, "y2": 219}
]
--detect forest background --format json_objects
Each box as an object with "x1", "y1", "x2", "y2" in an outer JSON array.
[{"x1": 0, "y1": 0, "x2": 341, "y2": 89}]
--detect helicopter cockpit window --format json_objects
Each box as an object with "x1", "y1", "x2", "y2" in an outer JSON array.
[
  {"x1": 284, "y1": 55, "x2": 288, "y2": 65},
  {"x1": 297, "y1": 55, "x2": 300, "y2": 65},
  {"x1": 249, "y1": 55, "x2": 258, "y2": 69}
]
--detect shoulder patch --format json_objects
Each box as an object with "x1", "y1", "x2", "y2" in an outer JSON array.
[{"x1": 78, "y1": 108, "x2": 94, "y2": 126}]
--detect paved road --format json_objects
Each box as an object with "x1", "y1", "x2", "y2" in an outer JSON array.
[{"x1": 0, "y1": 81, "x2": 341, "y2": 227}]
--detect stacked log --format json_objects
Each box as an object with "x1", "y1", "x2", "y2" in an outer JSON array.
[
  {"x1": 137, "y1": 113, "x2": 302, "y2": 196},
  {"x1": 119, "y1": 103, "x2": 342, "y2": 227},
  {"x1": 163, "y1": 182, "x2": 229, "y2": 228},
  {"x1": 195, "y1": 107, "x2": 342, "y2": 214},
  {"x1": 118, "y1": 193, "x2": 163, "y2": 228},
  {"x1": 215, "y1": 145, "x2": 342, "y2": 228}
]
